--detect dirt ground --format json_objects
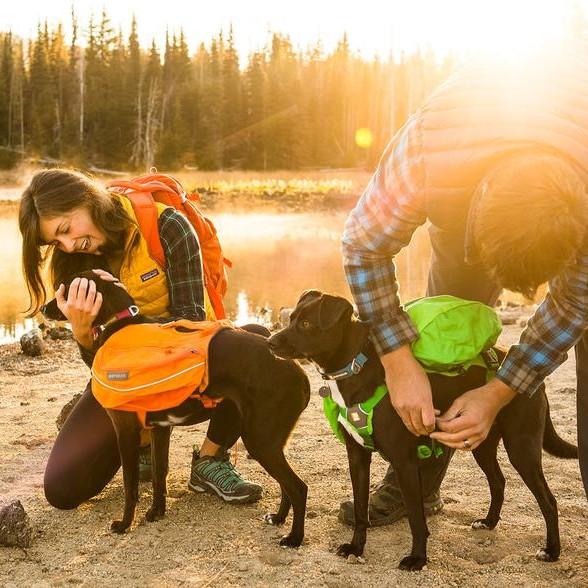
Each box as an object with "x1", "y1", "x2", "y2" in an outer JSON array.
[{"x1": 1, "y1": 321, "x2": 587, "y2": 587}]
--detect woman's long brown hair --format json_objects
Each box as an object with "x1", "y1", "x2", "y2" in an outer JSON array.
[{"x1": 19, "y1": 169, "x2": 135, "y2": 316}]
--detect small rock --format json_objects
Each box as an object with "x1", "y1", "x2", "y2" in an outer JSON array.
[
  {"x1": 56, "y1": 393, "x2": 83, "y2": 430},
  {"x1": 0, "y1": 500, "x2": 33, "y2": 548},
  {"x1": 556, "y1": 387, "x2": 576, "y2": 395},
  {"x1": 346, "y1": 554, "x2": 366, "y2": 565},
  {"x1": 46, "y1": 326, "x2": 72, "y2": 341},
  {"x1": 20, "y1": 329, "x2": 45, "y2": 357},
  {"x1": 499, "y1": 314, "x2": 518, "y2": 326},
  {"x1": 306, "y1": 510, "x2": 318, "y2": 519}
]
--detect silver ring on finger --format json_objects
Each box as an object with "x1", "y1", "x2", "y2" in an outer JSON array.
[{"x1": 463, "y1": 439, "x2": 471, "y2": 450}]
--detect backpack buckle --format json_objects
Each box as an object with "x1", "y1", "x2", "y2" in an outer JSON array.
[{"x1": 481, "y1": 347, "x2": 500, "y2": 371}]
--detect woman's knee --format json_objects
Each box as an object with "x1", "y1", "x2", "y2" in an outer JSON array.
[{"x1": 44, "y1": 468, "x2": 83, "y2": 510}]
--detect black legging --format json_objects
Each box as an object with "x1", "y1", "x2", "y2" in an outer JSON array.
[{"x1": 44, "y1": 382, "x2": 241, "y2": 509}]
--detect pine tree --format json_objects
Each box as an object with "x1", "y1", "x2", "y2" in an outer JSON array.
[
  {"x1": 243, "y1": 50, "x2": 267, "y2": 168},
  {"x1": 0, "y1": 13, "x2": 459, "y2": 170}
]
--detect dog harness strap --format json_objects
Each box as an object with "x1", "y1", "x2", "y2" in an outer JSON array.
[
  {"x1": 327, "y1": 380, "x2": 346, "y2": 407},
  {"x1": 318, "y1": 352, "x2": 369, "y2": 380},
  {"x1": 322, "y1": 384, "x2": 388, "y2": 450}
]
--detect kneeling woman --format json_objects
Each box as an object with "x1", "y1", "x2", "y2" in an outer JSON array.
[{"x1": 19, "y1": 168, "x2": 262, "y2": 509}]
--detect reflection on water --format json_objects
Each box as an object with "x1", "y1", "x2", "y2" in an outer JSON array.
[
  {"x1": 0, "y1": 199, "x2": 535, "y2": 345},
  {"x1": 0, "y1": 203, "x2": 437, "y2": 343}
]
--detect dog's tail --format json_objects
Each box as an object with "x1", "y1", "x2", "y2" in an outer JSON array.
[{"x1": 543, "y1": 397, "x2": 578, "y2": 459}]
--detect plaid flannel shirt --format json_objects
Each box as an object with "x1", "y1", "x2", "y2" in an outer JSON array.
[
  {"x1": 342, "y1": 115, "x2": 588, "y2": 397},
  {"x1": 158, "y1": 208, "x2": 206, "y2": 322}
]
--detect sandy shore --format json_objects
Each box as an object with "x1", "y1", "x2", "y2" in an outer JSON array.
[{"x1": 1, "y1": 322, "x2": 587, "y2": 587}]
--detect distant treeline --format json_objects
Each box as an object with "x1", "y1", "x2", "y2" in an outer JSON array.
[{"x1": 0, "y1": 12, "x2": 455, "y2": 171}]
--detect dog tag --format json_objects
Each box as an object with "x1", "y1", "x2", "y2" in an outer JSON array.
[{"x1": 318, "y1": 385, "x2": 331, "y2": 398}]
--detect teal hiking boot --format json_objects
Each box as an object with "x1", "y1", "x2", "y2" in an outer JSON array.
[
  {"x1": 139, "y1": 445, "x2": 152, "y2": 482},
  {"x1": 188, "y1": 447, "x2": 262, "y2": 504}
]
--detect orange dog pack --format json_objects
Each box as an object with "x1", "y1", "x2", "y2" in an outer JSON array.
[{"x1": 91, "y1": 320, "x2": 230, "y2": 427}]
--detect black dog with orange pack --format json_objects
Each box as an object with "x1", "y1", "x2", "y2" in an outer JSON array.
[{"x1": 43, "y1": 270, "x2": 310, "y2": 547}]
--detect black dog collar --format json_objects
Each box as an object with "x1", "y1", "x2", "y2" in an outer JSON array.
[{"x1": 318, "y1": 352, "x2": 368, "y2": 381}]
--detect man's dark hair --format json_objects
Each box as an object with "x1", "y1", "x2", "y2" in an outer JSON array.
[{"x1": 473, "y1": 153, "x2": 588, "y2": 299}]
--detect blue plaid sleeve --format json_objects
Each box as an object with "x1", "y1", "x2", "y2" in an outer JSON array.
[
  {"x1": 497, "y1": 237, "x2": 588, "y2": 396},
  {"x1": 342, "y1": 116, "x2": 427, "y2": 356},
  {"x1": 158, "y1": 209, "x2": 206, "y2": 321}
]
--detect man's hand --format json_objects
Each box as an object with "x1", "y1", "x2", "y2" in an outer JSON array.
[
  {"x1": 430, "y1": 379, "x2": 516, "y2": 451},
  {"x1": 55, "y1": 277, "x2": 103, "y2": 349},
  {"x1": 381, "y1": 345, "x2": 436, "y2": 436}
]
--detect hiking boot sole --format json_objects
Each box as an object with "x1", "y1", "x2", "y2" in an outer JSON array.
[{"x1": 188, "y1": 478, "x2": 262, "y2": 504}]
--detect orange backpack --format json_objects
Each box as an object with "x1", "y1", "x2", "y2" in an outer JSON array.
[
  {"x1": 107, "y1": 173, "x2": 231, "y2": 319},
  {"x1": 91, "y1": 319, "x2": 229, "y2": 427}
]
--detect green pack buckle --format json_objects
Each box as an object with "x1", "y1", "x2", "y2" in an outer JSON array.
[
  {"x1": 417, "y1": 439, "x2": 444, "y2": 460},
  {"x1": 481, "y1": 347, "x2": 501, "y2": 371}
]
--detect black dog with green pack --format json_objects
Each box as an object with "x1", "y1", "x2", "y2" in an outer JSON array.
[{"x1": 268, "y1": 290, "x2": 577, "y2": 571}]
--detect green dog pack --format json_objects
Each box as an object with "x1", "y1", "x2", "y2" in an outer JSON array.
[{"x1": 320, "y1": 295, "x2": 502, "y2": 455}]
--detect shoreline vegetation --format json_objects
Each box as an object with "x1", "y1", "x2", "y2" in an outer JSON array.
[{"x1": 0, "y1": 166, "x2": 371, "y2": 211}]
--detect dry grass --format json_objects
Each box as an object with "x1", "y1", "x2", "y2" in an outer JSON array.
[{"x1": 0, "y1": 166, "x2": 371, "y2": 204}]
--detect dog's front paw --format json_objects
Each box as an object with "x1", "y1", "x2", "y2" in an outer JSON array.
[
  {"x1": 336, "y1": 543, "x2": 364, "y2": 559},
  {"x1": 264, "y1": 513, "x2": 285, "y2": 526},
  {"x1": 145, "y1": 505, "x2": 166, "y2": 522},
  {"x1": 279, "y1": 534, "x2": 303, "y2": 548},
  {"x1": 398, "y1": 555, "x2": 427, "y2": 571},
  {"x1": 536, "y1": 547, "x2": 559, "y2": 562},
  {"x1": 110, "y1": 520, "x2": 129, "y2": 534}
]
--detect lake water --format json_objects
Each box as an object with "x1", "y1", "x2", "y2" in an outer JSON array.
[{"x1": 0, "y1": 197, "x2": 441, "y2": 344}]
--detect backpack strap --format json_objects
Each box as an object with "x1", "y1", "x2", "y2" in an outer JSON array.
[
  {"x1": 108, "y1": 179, "x2": 180, "y2": 197},
  {"x1": 119, "y1": 190, "x2": 166, "y2": 269}
]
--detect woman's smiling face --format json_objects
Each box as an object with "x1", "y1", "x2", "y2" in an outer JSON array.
[{"x1": 39, "y1": 207, "x2": 106, "y2": 255}]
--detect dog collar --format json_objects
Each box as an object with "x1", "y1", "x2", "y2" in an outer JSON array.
[
  {"x1": 317, "y1": 352, "x2": 368, "y2": 381},
  {"x1": 92, "y1": 305, "x2": 140, "y2": 340}
]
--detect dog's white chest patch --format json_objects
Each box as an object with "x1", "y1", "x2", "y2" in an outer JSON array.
[
  {"x1": 148, "y1": 413, "x2": 193, "y2": 426},
  {"x1": 326, "y1": 380, "x2": 346, "y2": 407}
]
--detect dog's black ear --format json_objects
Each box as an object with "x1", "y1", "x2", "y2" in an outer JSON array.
[
  {"x1": 317, "y1": 294, "x2": 353, "y2": 330},
  {"x1": 296, "y1": 289, "x2": 322, "y2": 306},
  {"x1": 41, "y1": 298, "x2": 66, "y2": 321}
]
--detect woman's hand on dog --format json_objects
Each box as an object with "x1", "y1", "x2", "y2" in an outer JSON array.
[
  {"x1": 430, "y1": 379, "x2": 517, "y2": 451},
  {"x1": 55, "y1": 277, "x2": 103, "y2": 349},
  {"x1": 381, "y1": 345, "x2": 437, "y2": 436}
]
